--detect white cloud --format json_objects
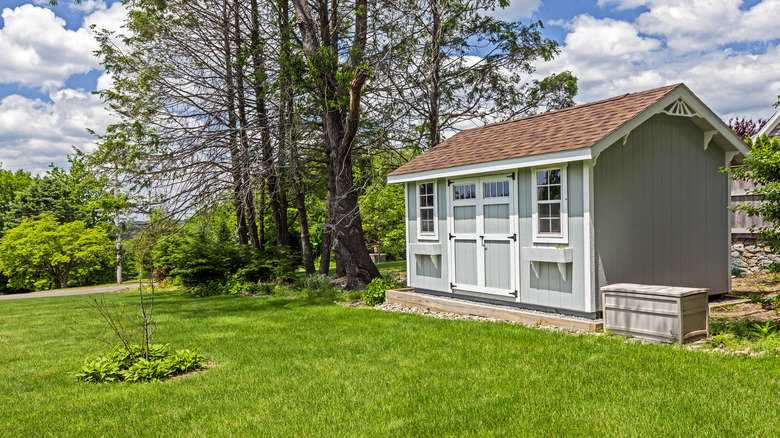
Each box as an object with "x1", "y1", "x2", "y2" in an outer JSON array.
[
  {"x1": 0, "y1": 89, "x2": 117, "y2": 175},
  {"x1": 537, "y1": 12, "x2": 780, "y2": 120},
  {"x1": 0, "y1": 5, "x2": 100, "y2": 91},
  {"x1": 67, "y1": 0, "x2": 107, "y2": 15},
  {"x1": 483, "y1": 0, "x2": 541, "y2": 20},
  {"x1": 82, "y1": 1, "x2": 127, "y2": 35},
  {"x1": 597, "y1": 0, "x2": 780, "y2": 53}
]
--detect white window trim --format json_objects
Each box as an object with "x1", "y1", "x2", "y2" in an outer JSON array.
[
  {"x1": 417, "y1": 180, "x2": 438, "y2": 241},
  {"x1": 531, "y1": 164, "x2": 568, "y2": 244}
]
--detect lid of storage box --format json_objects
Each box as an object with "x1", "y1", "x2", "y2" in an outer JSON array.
[{"x1": 600, "y1": 283, "x2": 708, "y2": 298}]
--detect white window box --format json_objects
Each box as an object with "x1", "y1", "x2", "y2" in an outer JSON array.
[
  {"x1": 521, "y1": 246, "x2": 573, "y2": 282},
  {"x1": 410, "y1": 243, "x2": 442, "y2": 269}
]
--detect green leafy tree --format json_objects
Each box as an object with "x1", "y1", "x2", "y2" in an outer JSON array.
[
  {"x1": 0, "y1": 167, "x2": 33, "y2": 231},
  {"x1": 731, "y1": 134, "x2": 780, "y2": 263},
  {"x1": 360, "y1": 182, "x2": 406, "y2": 260},
  {"x1": 0, "y1": 216, "x2": 112, "y2": 290}
]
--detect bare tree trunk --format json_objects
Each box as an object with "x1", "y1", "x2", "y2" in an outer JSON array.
[
  {"x1": 114, "y1": 166, "x2": 122, "y2": 284},
  {"x1": 429, "y1": 0, "x2": 442, "y2": 148},
  {"x1": 222, "y1": 0, "x2": 248, "y2": 245},
  {"x1": 278, "y1": 0, "x2": 315, "y2": 274},
  {"x1": 318, "y1": 188, "x2": 333, "y2": 275},
  {"x1": 232, "y1": 0, "x2": 261, "y2": 249}
]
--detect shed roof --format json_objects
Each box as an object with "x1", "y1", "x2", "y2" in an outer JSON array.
[
  {"x1": 757, "y1": 107, "x2": 780, "y2": 138},
  {"x1": 390, "y1": 84, "x2": 682, "y2": 176}
]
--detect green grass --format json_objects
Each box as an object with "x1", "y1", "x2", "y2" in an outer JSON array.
[
  {"x1": 1, "y1": 291, "x2": 779, "y2": 436},
  {"x1": 321, "y1": 259, "x2": 407, "y2": 277}
]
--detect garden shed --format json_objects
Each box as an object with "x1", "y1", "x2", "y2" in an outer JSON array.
[{"x1": 388, "y1": 84, "x2": 750, "y2": 318}]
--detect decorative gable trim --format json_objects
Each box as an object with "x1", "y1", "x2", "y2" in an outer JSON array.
[{"x1": 660, "y1": 98, "x2": 698, "y2": 118}]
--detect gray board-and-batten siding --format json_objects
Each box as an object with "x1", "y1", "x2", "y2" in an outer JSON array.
[{"x1": 593, "y1": 113, "x2": 729, "y2": 296}]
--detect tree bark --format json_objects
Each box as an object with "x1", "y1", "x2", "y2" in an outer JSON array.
[
  {"x1": 428, "y1": 0, "x2": 442, "y2": 148},
  {"x1": 221, "y1": 0, "x2": 248, "y2": 246},
  {"x1": 278, "y1": 0, "x2": 315, "y2": 274},
  {"x1": 232, "y1": 0, "x2": 261, "y2": 249},
  {"x1": 291, "y1": 0, "x2": 380, "y2": 289}
]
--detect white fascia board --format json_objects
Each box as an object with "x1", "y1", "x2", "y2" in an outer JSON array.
[
  {"x1": 386, "y1": 148, "x2": 592, "y2": 184},
  {"x1": 757, "y1": 108, "x2": 780, "y2": 137},
  {"x1": 591, "y1": 85, "x2": 751, "y2": 158}
]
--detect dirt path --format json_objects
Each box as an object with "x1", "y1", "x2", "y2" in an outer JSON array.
[{"x1": 0, "y1": 284, "x2": 136, "y2": 301}]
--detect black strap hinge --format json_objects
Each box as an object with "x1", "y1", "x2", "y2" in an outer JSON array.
[
  {"x1": 449, "y1": 233, "x2": 455, "y2": 240},
  {"x1": 507, "y1": 172, "x2": 515, "y2": 180},
  {"x1": 447, "y1": 179, "x2": 454, "y2": 186},
  {"x1": 450, "y1": 283, "x2": 457, "y2": 290},
  {"x1": 510, "y1": 290, "x2": 518, "y2": 298},
  {"x1": 508, "y1": 233, "x2": 516, "y2": 241}
]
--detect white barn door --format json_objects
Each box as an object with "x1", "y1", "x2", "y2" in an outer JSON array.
[{"x1": 448, "y1": 173, "x2": 517, "y2": 298}]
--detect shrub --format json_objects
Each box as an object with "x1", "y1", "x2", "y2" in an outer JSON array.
[
  {"x1": 300, "y1": 273, "x2": 335, "y2": 298},
  {"x1": 73, "y1": 356, "x2": 123, "y2": 383},
  {"x1": 363, "y1": 278, "x2": 397, "y2": 306}
]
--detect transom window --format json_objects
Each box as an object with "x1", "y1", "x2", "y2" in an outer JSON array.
[
  {"x1": 484, "y1": 181, "x2": 510, "y2": 198},
  {"x1": 453, "y1": 184, "x2": 476, "y2": 200},
  {"x1": 536, "y1": 169, "x2": 562, "y2": 233},
  {"x1": 419, "y1": 182, "x2": 436, "y2": 235}
]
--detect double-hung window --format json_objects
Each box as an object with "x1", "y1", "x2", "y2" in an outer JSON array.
[
  {"x1": 418, "y1": 181, "x2": 437, "y2": 239},
  {"x1": 532, "y1": 166, "x2": 568, "y2": 243}
]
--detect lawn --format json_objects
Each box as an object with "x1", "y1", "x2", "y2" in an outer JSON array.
[
  {"x1": 323, "y1": 259, "x2": 407, "y2": 278},
  {"x1": 1, "y1": 290, "x2": 779, "y2": 436}
]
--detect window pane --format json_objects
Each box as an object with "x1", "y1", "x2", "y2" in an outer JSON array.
[
  {"x1": 551, "y1": 219, "x2": 561, "y2": 233},
  {"x1": 549, "y1": 169, "x2": 561, "y2": 184},
  {"x1": 550, "y1": 185, "x2": 561, "y2": 200},
  {"x1": 468, "y1": 184, "x2": 475, "y2": 198},
  {"x1": 550, "y1": 202, "x2": 560, "y2": 218},
  {"x1": 502, "y1": 181, "x2": 509, "y2": 196},
  {"x1": 421, "y1": 220, "x2": 432, "y2": 233},
  {"x1": 540, "y1": 203, "x2": 550, "y2": 218},
  {"x1": 421, "y1": 208, "x2": 433, "y2": 221},
  {"x1": 540, "y1": 219, "x2": 550, "y2": 233},
  {"x1": 537, "y1": 187, "x2": 548, "y2": 201},
  {"x1": 537, "y1": 170, "x2": 548, "y2": 186}
]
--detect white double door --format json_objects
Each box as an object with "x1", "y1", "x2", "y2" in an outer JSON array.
[{"x1": 448, "y1": 174, "x2": 517, "y2": 298}]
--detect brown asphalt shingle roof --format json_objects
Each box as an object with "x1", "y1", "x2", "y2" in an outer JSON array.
[{"x1": 389, "y1": 83, "x2": 682, "y2": 176}]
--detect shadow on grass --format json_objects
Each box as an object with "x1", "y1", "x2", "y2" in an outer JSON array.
[{"x1": 149, "y1": 292, "x2": 336, "y2": 320}]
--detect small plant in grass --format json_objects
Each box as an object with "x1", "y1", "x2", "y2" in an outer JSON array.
[
  {"x1": 363, "y1": 278, "x2": 397, "y2": 306},
  {"x1": 73, "y1": 345, "x2": 206, "y2": 382},
  {"x1": 743, "y1": 293, "x2": 765, "y2": 305},
  {"x1": 751, "y1": 321, "x2": 779, "y2": 340}
]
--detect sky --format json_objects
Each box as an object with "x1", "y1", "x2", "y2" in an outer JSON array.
[{"x1": 0, "y1": 0, "x2": 778, "y2": 175}]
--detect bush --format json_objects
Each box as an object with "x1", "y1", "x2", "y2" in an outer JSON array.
[
  {"x1": 73, "y1": 345, "x2": 206, "y2": 383},
  {"x1": 298, "y1": 273, "x2": 336, "y2": 299},
  {"x1": 363, "y1": 277, "x2": 397, "y2": 306}
]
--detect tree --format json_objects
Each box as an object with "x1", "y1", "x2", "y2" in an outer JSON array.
[
  {"x1": 291, "y1": 0, "x2": 383, "y2": 289},
  {"x1": 377, "y1": 0, "x2": 577, "y2": 152},
  {"x1": 0, "y1": 216, "x2": 112, "y2": 289},
  {"x1": 731, "y1": 135, "x2": 780, "y2": 263},
  {"x1": 728, "y1": 117, "x2": 767, "y2": 140},
  {"x1": 0, "y1": 167, "x2": 33, "y2": 233}
]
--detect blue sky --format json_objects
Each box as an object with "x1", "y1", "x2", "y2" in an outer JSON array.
[{"x1": 1, "y1": 0, "x2": 779, "y2": 174}]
